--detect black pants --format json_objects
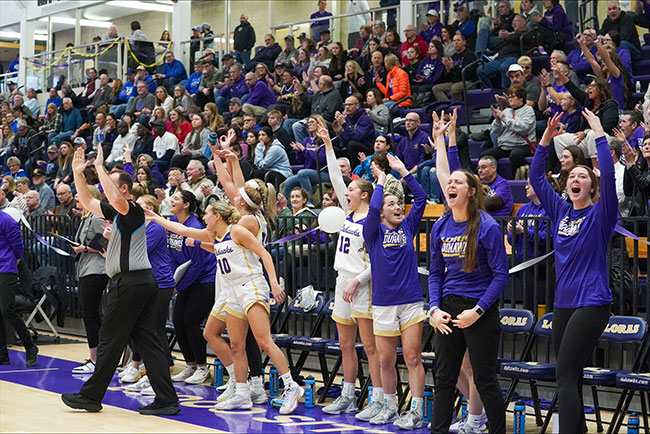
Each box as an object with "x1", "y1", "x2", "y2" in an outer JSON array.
[
  {"x1": 552, "y1": 304, "x2": 610, "y2": 434},
  {"x1": 0, "y1": 273, "x2": 35, "y2": 354},
  {"x1": 173, "y1": 282, "x2": 214, "y2": 365},
  {"x1": 193, "y1": 91, "x2": 214, "y2": 110},
  {"x1": 432, "y1": 294, "x2": 505, "y2": 434},
  {"x1": 133, "y1": 287, "x2": 174, "y2": 366},
  {"x1": 80, "y1": 270, "x2": 177, "y2": 405},
  {"x1": 347, "y1": 140, "x2": 374, "y2": 169},
  {"x1": 480, "y1": 146, "x2": 532, "y2": 179},
  {"x1": 249, "y1": 168, "x2": 286, "y2": 193},
  {"x1": 245, "y1": 329, "x2": 263, "y2": 377},
  {"x1": 79, "y1": 274, "x2": 109, "y2": 349}
]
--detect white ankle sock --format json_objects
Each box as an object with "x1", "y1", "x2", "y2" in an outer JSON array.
[
  {"x1": 225, "y1": 363, "x2": 235, "y2": 378},
  {"x1": 468, "y1": 412, "x2": 484, "y2": 428},
  {"x1": 384, "y1": 393, "x2": 396, "y2": 408},
  {"x1": 411, "y1": 397, "x2": 423, "y2": 415},
  {"x1": 251, "y1": 375, "x2": 264, "y2": 389},
  {"x1": 372, "y1": 387, "x2": 384, "y2": 403},
  {"x1": 280, "y1": 372, "x2": 294, "y2": 388},
  {"x1": 343, "y1": 381, "x2": 356, "y2": 397},
  {"x1": 236, "y1": 382, "x2": 250, "y2": 396}
]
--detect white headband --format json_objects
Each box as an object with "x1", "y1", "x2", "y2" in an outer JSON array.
[
  {"x1": 239, "y1": 187, "x2": 258, "y2": 209},
  {"x1": 245, "y1": 180, "x2": 258, "y2": 188}
]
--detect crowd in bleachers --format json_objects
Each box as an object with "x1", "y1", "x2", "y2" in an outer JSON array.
[{"x1": 1, "y1": 1, "x2": 649, "y2": 224}]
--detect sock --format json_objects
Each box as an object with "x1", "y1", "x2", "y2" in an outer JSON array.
[
  {"x1": 384, "y1": 393, "x2": 396, "y2": 409},
  {"x1": 467, "y1": 412, "x2": 484, "y2": 428},
  {"x1": 411, "y1": 397, "x2": 423, "y2": 415},
  {"x1": 236, "y1": 382, "x2": 250, "y2": 396},
  {"x1": 225, "y1": 364, "x2": 235, "y2": 378},
  {"x1": 343, "y1": 381, "x2": 356, "y2": 398},
  {"x1": 251, "y1": 375, "x2": 264, "y2": 390},
  {"x1": 373, "y1": 387, "x2": 384, "y2": 403},
  {"x1": 280, "y1": 372, "x2": 294, "y2": 388}
]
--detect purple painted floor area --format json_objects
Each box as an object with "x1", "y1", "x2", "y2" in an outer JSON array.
[{"x1": 1, "y1": 349, "x2": 429, "y2": 433}]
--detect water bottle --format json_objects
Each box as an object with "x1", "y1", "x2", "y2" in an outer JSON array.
[
  {"x1": 514, "y1": 400, "x2": 526, "y2": 434},
  {"x1": 636, "y1": 80, "x2": 642, "y2": 94},
  {"x1": 367, "y1": 386, "x2": 373, "y2": 405},
  {"x1": 422, "y1": 387, "x2": 434, "y2": 422},
  {"x1": 269, "y1": 365, "x2": 279, "y2": 396},
  {"x1": 213, "y1": 360, "x2": 223, "y2": 387},
  {"x1": 305, "y1": 375, "x2": 315, "y2": 408},
  {"x1": 461, "y1": 396, "x2": 468, "y2": 421},
  {"x1": 628, "y1": 412, "x2": 640, "y2": 434}
]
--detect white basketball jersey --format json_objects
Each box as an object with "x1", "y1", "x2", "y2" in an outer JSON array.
[
  {"x1": 213, "y1": 225, "x2": 263, "y2": 282},
  {"x1": 334, "y1": 212, "x2": 370, "y2": 276},
  {"x1": 252, "y1": 211, "x2": 268, "y2": 246}
]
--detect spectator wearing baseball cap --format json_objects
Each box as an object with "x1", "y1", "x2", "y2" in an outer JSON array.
[
  {"x1": 201, "y1": 22, "x2": 215, "y2": 50},
  {"x1": 44, "y1": 145, "x2": 60, "y2": 182},
  {"x1": 226, "y1": 98, "x2": 244, "y2": 124},
  {"x1": 233, "y1": 13, "x2": 256, "y2": 64},
  {"x1": 419, "y1": 9, "x2": 443, "y2": 44},
  {"x1": 31, "y1": 168, "x2": 56, "y2": 212},
  {"x1": 275, "y1": 34, "x2": 299, "y2": 69}
]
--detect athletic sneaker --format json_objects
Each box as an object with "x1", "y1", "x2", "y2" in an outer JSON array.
[
  {"x1": 216, "y1": 382, "x2": 230, "y2": 392},
  {"x1": 215, "y1": 393, "x2": 253, "y2": 410},
  {"x1": 323, "y1": 395, "x2": 357, "y2": 414},
  {"x1": 279, "y1": 383, "x2": 304, "y2": 415},
  {"x1": 184, "y1": 366, "x2": 210, "y2": 384},
  {"x1": 119, "y1": 364, "x2": 137, "y2": 379},
  {"x1": 141, "y1": 385, "x2": 156, "y2": 396},
  {"x1": 124, "y1": 375, "x2": 150, "y2": 392},
  {"x1": 250, "y1": 387, "x2": 268, "y2": 405},
  {"x1": 120, "y1": 365, "x2": 144, "y2": 383},
  {"x1": 459, "y1": 424, "x2": 484, "y2": 434},
  {"x1": 171, "y1": 365, "x2": 197, "y2": 382},
  {"x1": 369, "y1": 405, "x2": 398, "y2": 425},
  {"x1": 393, "y1": 410, "x2": 423, "y2": 430},
  {"x1": 72, "y1": 360, "x2": 95, "y2": 374},
  {"x1": 216, "y1": 379, "x2": 236, "y2": 403},
  {"x1": 356, "y1": 400, "x2": 384, "y2": 421},
  {"x1": 450, "y1": 413, "x2": 488, "y2": 433}
]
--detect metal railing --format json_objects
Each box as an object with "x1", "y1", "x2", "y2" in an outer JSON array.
[
  {"x1": 178, "y1": 34, "x2": 228, "y2": 71},
  {"x1": 0, "y1": 71, "x2": 19, "y2": 95}
]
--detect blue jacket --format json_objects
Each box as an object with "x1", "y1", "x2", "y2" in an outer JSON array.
[
  {"x1": 219, "y1": 76, "x2": 249, "y2": 99},
  {"x1": 254, "y1": 139, "x2": 292, "y2": 179},
  {"x1": 185, "y1": 72, "x2": 203, "y2": 95},
  {"x1": 353, "y1": 151, "x2": 397, "y2": 181},
  {"x1": 137, "y1": 75, "x2": 156, "y2": 94},
  {"x1": 162, "y1": 59, "x2": 188, "y2": 81},
  {"x1": 340, "y1": 108, "x2": 375, "y2": 148},
  {"x1": 117, "y1": 80, "x2": 136, "y2": 104},
  {"x1": 61, "y1": 107, "x2": 83, "y2": 133},
  {"x1": 246, "y1": 80, "x2": 276, "y2": 108},
  {"x1": 45, "y1": 96, "x2": 62, "y2": 113},
  {"x1": 0, "y1": 210, "x2": 23, "y2": 274}
]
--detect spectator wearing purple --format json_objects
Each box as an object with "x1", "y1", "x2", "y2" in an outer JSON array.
[
  {"x1": 241, "y1": 73, "x2": 277, "y2": 118},
  {"x1": 396, "y1": 112, "x2": 429, "y2": 174},
  {"x1": 412, "y1": 39, "x2": 445, "y2": 99},
  {"x1": 566, "y1": 28, "x2": 598, "y2": 82},
  {"x1": 616, "y1": 110, "x2": 646, "y2": 149},
  {"x1": 532, "y1": 0, "x2": 573, "y2": 47},
  {"x1": 478, "y1": 155, "x2": 514, "y2": 217},
  {"x1": 634, "y1": 0, "x2": 650, "y2": 28},
  {"x1": 310, "y1": 0, "x2": 332, "y2": 42},
  {"x1": 216, "y1": 64, "x2": 248, "y2": 114},
  {"x1": 419, "y1": 9, "x2": 443, "y2": 44},
  {"x1": 283, "y1": 114, "x2": 329, "y2": 201},
  {"x1": 600, "y1": 31, "x2": 632, "y2": 74},
  {"x1": 332, "y1": 95, "x2": 375, "y2": 168}
]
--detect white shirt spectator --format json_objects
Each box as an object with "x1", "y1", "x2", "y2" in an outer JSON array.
[
  {"x1": 614, "y1": 160, "x2": 631, "y2": 217},
  {"x1": 107, "y1": 133, "x2": 137, "y2": 164},
  {"x1": 153, "y1": 131, "x2": 179, "y2": 159},
  {"x1": 155, "y1": 96, "x2": 174, "y2": 114},
  {"x1": 25, "y1": 97, "x2": 41, "y2": 119},
  {"x1": 347, "y1": 0, "x2": 370, "y2": 33}
]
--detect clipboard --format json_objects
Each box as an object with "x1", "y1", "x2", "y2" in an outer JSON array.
[
  {"x1": 88, "y1": 233, "x2": 108, "y2": 252},
  {"x1": 174, "y1": 260, "x2": 192, "y2": 285}
]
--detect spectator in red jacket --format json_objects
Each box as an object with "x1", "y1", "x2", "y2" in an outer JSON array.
[{"x1": 400, "y1": 25, "x2": 428, "y2": 66}]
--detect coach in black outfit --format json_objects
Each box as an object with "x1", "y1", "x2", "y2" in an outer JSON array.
[{"x1": 61, "y1": 145, "x2": 179, "y2": 415}]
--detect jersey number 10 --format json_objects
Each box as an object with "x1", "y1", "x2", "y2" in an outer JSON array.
[{"x1": 217, "y1": 258, "x2": 231, "y2": 274}]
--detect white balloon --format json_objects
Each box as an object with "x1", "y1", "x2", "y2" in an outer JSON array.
[
  {"x1": 318, "y1": 206, "x2": 346, "y2": 233},
  {"x1": 3, "y1": 207, "x2": 23, "y2": 224}
]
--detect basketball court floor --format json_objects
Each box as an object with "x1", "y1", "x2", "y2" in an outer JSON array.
[{"x1": 1, "y1": 337, "x2": 611, "y2": 433}]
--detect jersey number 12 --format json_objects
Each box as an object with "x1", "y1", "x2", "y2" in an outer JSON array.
[{"x1": 338, "y1": 236, "x2": 350, "y2": 254}]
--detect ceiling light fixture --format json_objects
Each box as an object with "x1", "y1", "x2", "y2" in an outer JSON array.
[
  {"x1": 38, "y1": 17, "x2": 112, "y2": 28},
  {"x1": 0, "y1": 30, "x2": 48, "y2": 41},
  {"x1": 105, "y1": 1, "x2": 173, "y2": 13}
]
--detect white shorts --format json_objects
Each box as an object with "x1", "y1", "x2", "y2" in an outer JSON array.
[
  {"x1": 210, "y1": 273, "x2": 227, "y2": 322},
  {"x1": 372, "y1": 302, "x2": 426, "y2": 337},
  {"x1": 224, "y1": 274, "x2": 270, "y2": 320},
  {"x1": 332, "y1": 273, "x2": 372, "y2": 325}
]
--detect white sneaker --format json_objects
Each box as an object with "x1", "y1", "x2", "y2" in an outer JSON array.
[
  {"x1": 141, "y1": 385, "x2": 156, "y2": 396},
  {"x1": 449, "y1": 413, "x2": 467, "y2": 433},
  {"x1": 216, "y1": 381, "x2": 230, "y2": 392},
  {"x1": 171, "y1": 365, "x2": 197, "y2": 382},
  {"x1": 279, "y1": 383, "x2": 304, "y2": 415},
  {"x1": 120, "y1": 365, "x2": 144, "y2": 383},
  {"x1": 394, "y1": 409, "x2": 423, "y2": 430},
  {"x1": 217, "y1": 379, "x2": 236, "y2": 403},
  {"x1": 118, "y1": 363, "x2": 144, "y2": 378},
  {"x1": 323, "y1": 395, "x2": 357, "y2": 414},
  {"x1": 185, "y1": 366, "x2": 210, "y2": 384},
  {"x1": 356, "y1": 400, "x2": 384, "y2": 421},
  {"x1": 124, "y1": 375, "x2": 150, "y2": 392},
  {"x1": 369, "y1": 404, "x2": 398, "y2": 425},
  {"x1": 459, "y1": 424, "x2": 484, "y2": 434},
  {"x1": 215, "y1": 393, "x2": 253, "y2": 410},
  {"x1": 250, "y1": 387, "x2": 268, "y2": 405},
  {"x1": 72, "y1": 360, "x2": 95, "y2": 374}
]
